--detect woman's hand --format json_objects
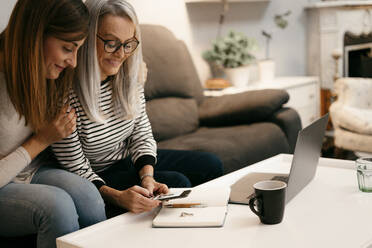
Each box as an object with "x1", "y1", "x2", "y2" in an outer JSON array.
[
  {"x1": 22, "y1": 105, "x2": 77, "y2": 160},
  {"x1": 141, "y1": 176, "x2": 169, "y2": 196},
  {"x1": 34, "y1": 105, "x2": 76, "y2": 146},
  {"x1": 114, "y1": 186, "x2": 161, "y2": 214}
]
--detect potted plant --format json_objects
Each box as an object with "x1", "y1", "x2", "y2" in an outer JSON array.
[
  {"x1": 259, "y1": 10, "x2": 291, "y2": 83},
  {"x1": 203, "y1": 30, "x2": 258, "y2": 88}
]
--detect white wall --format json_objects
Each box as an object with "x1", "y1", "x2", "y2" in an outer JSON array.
[
  {"x1": 129, "y1": 0, "x2": 312, "y2": 83},
  {"x1": 127, "y1": 0, "x2": 210, "y2": 82},
  {"x1": 0, "y1": 0, "x2": 314, "y2": 83},
  {"x1": 0, "y1": 0, "x2": 16, "y2": 31}
]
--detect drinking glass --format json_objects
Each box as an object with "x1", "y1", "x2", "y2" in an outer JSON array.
[{"x1": 356, "y1": 157, "x2": 372, "y2": 192}]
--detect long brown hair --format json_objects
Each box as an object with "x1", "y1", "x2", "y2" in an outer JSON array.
[{"x1": 0, "y1": 0, "x2": 89, "y2": 131}]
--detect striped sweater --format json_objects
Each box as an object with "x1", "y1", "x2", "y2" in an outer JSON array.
[{"x1": 51, "y1": 80, "x2": 157, "y2": 188}]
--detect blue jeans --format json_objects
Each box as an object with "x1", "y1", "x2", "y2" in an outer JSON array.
[
  {"x1": 99, "y1": 149, "x2": 224, "y2": 188},
  {"x1": 0, "y1": 165, "x2": 106, "y2": 248},
  {"x1": 98, "y1": 149, "x2": 223, "y2": 216}
]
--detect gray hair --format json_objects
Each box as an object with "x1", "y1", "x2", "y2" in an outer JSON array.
[{"x1": 75, "y1": 0, "x2": 143, "y2": 122}]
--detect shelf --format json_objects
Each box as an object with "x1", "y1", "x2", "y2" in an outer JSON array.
[
  {"x1": 185, "y1": 0, "x2": 270, "y2": 3},
  {"x1": 306, "y1": 1, "x2": 372, "y2": 9}
]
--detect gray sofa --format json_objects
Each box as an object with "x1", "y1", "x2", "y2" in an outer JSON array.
[{"x1": 141, "y1": 24, "x2": 302, "y2": 174}]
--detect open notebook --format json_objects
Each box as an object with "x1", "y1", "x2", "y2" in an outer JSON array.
[{"x1": 152, "y1": 187, "x2": 230, "y2": 228}]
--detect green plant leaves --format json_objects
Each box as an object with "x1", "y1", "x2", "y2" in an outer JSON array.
[
  {"x1": 274, "y1": 10, "x2": 291, "y2": 29},
  {"x1": 202, "y1": 30, "x2": 258, "y2": 68}
]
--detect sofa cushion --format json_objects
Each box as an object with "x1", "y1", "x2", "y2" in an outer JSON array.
[
  {"x1": 269, "y1": 107, "x2": 302, "y2": 153},
  {"x1": 199, "y1": 89, "x2": 289, "y2": 126},
  {"x1": 140, "y1": 24, "x2": 204, "y2": 105},
  {"x1": 157, "y1": 123, "x2": 290, "y2": 174},
  {"x1": 146, "y1": 97, "x2": 199, "y2": 141}
]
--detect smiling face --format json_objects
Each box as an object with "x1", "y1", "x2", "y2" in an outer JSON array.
[
  {"x1": 43, "y1": 36, "x2": 85, "y2": 79},
  {"x1": 96, "y1": 14, "x2": 135, "y2": 81}
]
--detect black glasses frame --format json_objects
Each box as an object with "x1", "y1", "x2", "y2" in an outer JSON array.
[{"x1": 97, "y1": 35, "x2": 139, "y2": 54}]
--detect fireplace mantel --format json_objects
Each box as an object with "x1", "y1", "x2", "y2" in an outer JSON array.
[
  {"x1": 306, "y1": 4, "x2": 372, "y2": 90},
  {"x1": 306, "y1": 1, "x2": 372, "y2": 118},
  {"x1": 306, "y1": 1, "x2": 372, "y2": 9}
]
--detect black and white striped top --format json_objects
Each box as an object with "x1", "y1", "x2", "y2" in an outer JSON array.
[{"x1": 51, "y1": 79, "x2": 157, "y2": 188}]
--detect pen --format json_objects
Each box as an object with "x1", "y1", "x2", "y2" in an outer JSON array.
[{"x1": 164, "y1": 203, "x2": 208, "y2": 208}]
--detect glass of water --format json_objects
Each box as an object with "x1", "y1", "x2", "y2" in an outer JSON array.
[{"x1": 356, "y1": 157, "x2": 372, "y2": 192}]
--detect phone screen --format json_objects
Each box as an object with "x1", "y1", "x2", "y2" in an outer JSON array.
[{"x1": 153, "y1": 190, "x2": 191, "y2": 201}]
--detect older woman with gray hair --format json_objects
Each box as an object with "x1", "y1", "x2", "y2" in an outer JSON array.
[{"x1": 52, "y1": 0, "x2": 223, "y2": 215}]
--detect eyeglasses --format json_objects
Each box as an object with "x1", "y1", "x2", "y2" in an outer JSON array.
[{"x1": 97, "y1": 35, "x2": 139, "y2": 54}]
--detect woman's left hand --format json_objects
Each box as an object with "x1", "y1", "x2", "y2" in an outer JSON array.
[{"x1": 141, "y1": 176, "x2": 168, "y2": 196}]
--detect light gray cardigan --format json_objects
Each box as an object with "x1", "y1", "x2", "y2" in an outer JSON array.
[{"x1": 0, "y1": 72, "x2": 44, "y2": 188}]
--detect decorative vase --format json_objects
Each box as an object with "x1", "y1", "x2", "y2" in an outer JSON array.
[
  {"x1": 223, "y1": 65, "x2": 251, "y2": 88},
  {"x1": 209, "y1": 62, "x2": 225, "y2": 78},
  {"x1": 258, "y1": 59, "x2": 275, "y2": 83}
]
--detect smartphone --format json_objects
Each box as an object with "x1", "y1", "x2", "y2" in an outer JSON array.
[{"x1": 153, "y1": 190, "x2": 191, "y2": 201}]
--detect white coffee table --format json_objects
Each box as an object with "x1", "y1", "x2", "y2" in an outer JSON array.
[{"x1": 56, "y1": 154, "x2": 372, "y2": 248}]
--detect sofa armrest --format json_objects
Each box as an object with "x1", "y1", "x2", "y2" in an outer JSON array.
[
  {"x1": 269, "y1": 107, "x2": 302, "y2": 153},
  {"x1": 199, "y1": 89, "x2": 289, "y2": 126}
]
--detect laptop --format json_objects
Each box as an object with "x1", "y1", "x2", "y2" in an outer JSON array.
[{"x1": 229, "y1": 113, "x2": 329, "y2": 204}]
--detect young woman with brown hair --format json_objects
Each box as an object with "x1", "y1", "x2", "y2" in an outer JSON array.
[{"x1": 0, "y1": 1, "x2": 106, "y2": 247}]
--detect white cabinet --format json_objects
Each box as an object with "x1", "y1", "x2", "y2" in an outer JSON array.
[
  {"x1": 204, "y1": 77, "x2": 320, "y2": 127},
  {"x1": 284, "y1": 81, "x2": 319, "y2": 127}
]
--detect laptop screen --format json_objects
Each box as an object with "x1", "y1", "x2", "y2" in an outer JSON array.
[{"x1": 285, "y1": 113, "x2": 329, "y2": 203}]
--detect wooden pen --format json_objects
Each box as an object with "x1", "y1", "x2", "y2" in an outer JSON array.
[{"x1": 164, "y1": 203, "x2": 207, "y2": 208}]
